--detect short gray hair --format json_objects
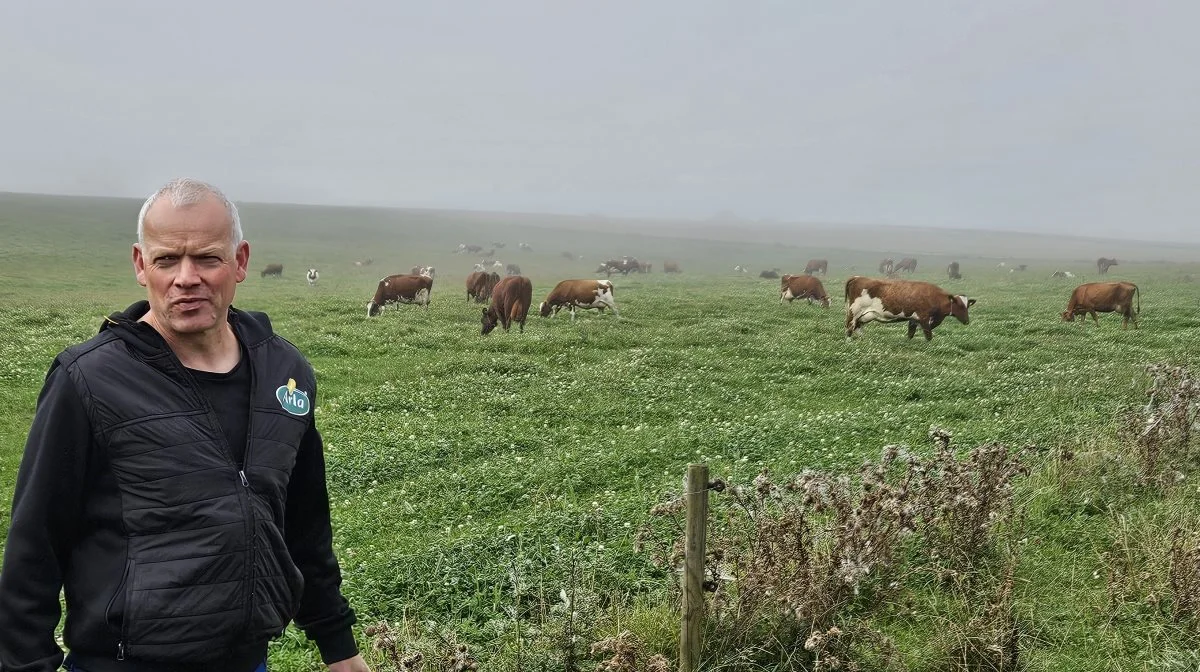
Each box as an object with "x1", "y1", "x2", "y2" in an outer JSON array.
[{"x1": 136, "y1": 178, "x2": 242, "y2": 247}]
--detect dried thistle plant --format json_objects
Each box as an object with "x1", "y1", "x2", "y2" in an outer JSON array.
[
  {"x1": 1169, "y1": 527, "x2": 1200, "y2": 634},
  {"x1": 1133, "y1": 364, "x2": 1200, "y2": 486}
]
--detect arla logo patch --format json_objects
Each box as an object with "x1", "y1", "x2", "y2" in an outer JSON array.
[{"x1": 276, "y1": 378, "x2": 311, "y2": 416}]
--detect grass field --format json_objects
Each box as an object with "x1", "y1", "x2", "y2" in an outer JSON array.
[{"x1": 2, "y1": 192, "x2": 1200, "y2": 670}]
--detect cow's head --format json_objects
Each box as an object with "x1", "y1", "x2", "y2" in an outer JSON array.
[
  {"x1": 950, "y1": 295, "x2": 976, "y2": 324},
  {"x1": 481, "y1": 307, "x2": 498, "y2": 335},
  {"x1": 367, "y1": 301, "x2": 382, "y2": 317},
  {"x1": 538, "y1": 301, "x2": 552, "y2": 317},
  {"x1": 1061, "y1": 310, "x2": 1076, "y2": 322}
]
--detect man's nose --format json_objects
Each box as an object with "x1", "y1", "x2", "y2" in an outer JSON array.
[{"x1": 174, "y1": 257, "x2": 202, "y2": 286}]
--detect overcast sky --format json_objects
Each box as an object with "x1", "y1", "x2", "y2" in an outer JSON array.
[{"x1": 2, "y1": 1, "x2": 1197, "y2": 242}]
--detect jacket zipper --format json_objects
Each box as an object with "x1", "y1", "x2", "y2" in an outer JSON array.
[{"x1": 157, "y1": 336, "x2": 259, "y2": 640}]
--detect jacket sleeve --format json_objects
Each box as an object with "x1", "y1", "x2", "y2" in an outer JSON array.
[
  {"x1": 285, "y1": 407, "x2": 359, "y2": 665},
  {"x1": 0, "y1": 363, "x2": 91, "y2": 672}
]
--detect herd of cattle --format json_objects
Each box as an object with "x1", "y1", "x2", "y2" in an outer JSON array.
[{"x1": 256, "y1": 254, "x2": 1146, "y2": 339}]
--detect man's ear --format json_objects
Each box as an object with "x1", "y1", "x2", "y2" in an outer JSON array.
[
  {"x1": 133, "y1": 244, "x2": 148, "y2": 287},
  {"x1": 234, "y1": 240, "x2": 250, "y2": 283}
]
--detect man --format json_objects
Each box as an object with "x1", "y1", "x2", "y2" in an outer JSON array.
[{"x1": 0, "y1": 179, "x2": 371, "y2": 672}]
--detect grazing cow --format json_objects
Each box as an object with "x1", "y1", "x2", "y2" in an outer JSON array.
[
  {"x1": 491, "y1": 241, "x2": 507, "y2": 249},
  {"x1": 663, "y1": 261, "x2": 681, "y2": 274},
  {"x1": 1097, "y1": 257, "x2": 1119, "y2": 275},
  {"x1": 306, "y1": 268, "x2": 319, "y2": 286},
  {"x1": 1062, "y1": 281, "x2": 1140, "y2": 329},
  {"x1": 734, "y1": 265, "x2": 749, "y2": 274},
  {"x1": 595, "y1": 259, "x2": 632, "y2": 276},
  {"x1": 639, "y1": 261, "x2": 653, "y2": 273},
  {"x1": 780, "y1": 274, "x2": 830, "y2": 308},
  {"x1": 759, "y1": 270, "x2": 780, "y2": 279},
  {"x1": 878, "y1": 258, "x2": 895, "y2": 275},
  {"x1": 894, "y1": 258, "x2": 918, "y2": 274},
  {"x1": 1051, "y1": 270, "x2": 1076, "y2": 279},
  {"x1": 947, "y1": 262, "x2": 962, "y2": 280},
  {"x1": 491, "y1": 260, "x2": 505, "y2": 271},
  {"x1": 465, "y1": 244, "x2": 484, "y2": 254},
  {"x1": 410, "y1": 265, "x2": 435, "y2": 278},
  {"x1": 260, "y1": 263, "x2": 283, "y2": 278},
  {"x1": 845, "y1": 276, "x2": 975, "y2": 341},
  {"x1": 466, "y1": 271, "x2": 500, "y2": 303},
  {"x1": 804, "y1": 259, "x2": 828, "y2": 276},
  {"x1": 354, "y1": 258, "x2": 373, "y2": 267},
  {"x1": 482, "y1": 276, "x2": 534, "y2": 334},
  {"x1": 506, "y1": 263, "x2": 522, "y2": 276},
  {"x1": 367, "y1": 274, "x2": 433, "y2": 316},
  {"x1": 539, "y1": 279, "x2": 619, "y2": 319},
  {"x1": 472, "y1": 263, "x2": 486, "y2": 272},
  {"x1": 519, "y1": 242, "x2": 533, "y2": 252}
]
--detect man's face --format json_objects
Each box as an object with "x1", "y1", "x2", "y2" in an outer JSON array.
[{"x1": 133, "y1": 196, "x2": 250, "y2": 340}]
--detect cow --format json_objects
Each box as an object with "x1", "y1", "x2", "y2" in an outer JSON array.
[
  {"x1": 639, "y1": 262, "x2": 653, "y2": 273},
  {"x1": 947, "y1": 262, "x2": 962, "y2": 280},
  {"x1": 260, "y1": 263, "x2": 283, "y2": 278},
  {"x1": 595, "y1": 257, "x2": 642, "y2": 276},
  {"x1": 491, "y1": 260, "x2": 505, "y2": 271},
  {"x1": 539, "y1": 279, "x2": 619, "y2": 319},
  {"x1": 410, "y1": 265, "x2": 435, "y2": 278},
  {"x1": 759, "y1": 270, "x2": 780, "y2": 279},
  {"x1": 879, "y1": 258, "x2": 895, "y2": 275},
  {"x1": 663, "y1": 261, "x2": 681, "y2": 274},
  {"x1": 465, "y1": 244, "x2": 484, "y2": 254},
  {"x1": 1051, "y1": 270, "x2": 1076, "y2": 279},
  {"x1": 1097, "y1": 257, "x2": 1118, "y2": 275},
  {"x1": 845, "y1": 276, "x2": 975, "y2": 341},
  {"x1": 491, "y1": 241, "x2": 507, "y2": 249},
  {"x1": 466, "y1": 271, "x2": 500, "y2": 303},
  {"x1": 780, "y1": 274, "x2": 830, "y2": 308},
  {"x1": 306, "y1": 268, "x2": 319, "y2": 286},
  {"x1": 354, "y1": 258, "x2": 373, "y2": 267},
  {"x1": 1062, "y1": 281, "x2": 1140, "y2": 329},
  {"x1": 367, "y1": 274, "x2": 433, "y2": 316},
  {"x1": 482, "y1": 275, "x2": 534, "y2": 335},
  {"x1": 472, "y1": 263, "x2": 486, "y2": 272},
  {"x1": 734, "y1": 265, "x2": 749, "y2": 274},
  {"x1": 894, "y1": 258, "x2": 918, "y2": 274},
  {"x1": 505, "y1": 263, "x2": 522, "y2": 276},
  {"x1": 804, "y1": 259, "x2": 828, "y2": 276},
  {"x1": 519, "y1": 242, "x2": 533, "y2": 252}
]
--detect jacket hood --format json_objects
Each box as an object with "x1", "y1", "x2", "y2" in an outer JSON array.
[{"x1": 99, "y1": 301, "x2": 275, "y2": 356}]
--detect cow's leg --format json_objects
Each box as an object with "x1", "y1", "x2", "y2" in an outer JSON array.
[
  {"x1": 570, "y1": 306, "x2": 577, "y2": 321},
  {"x1": 1090, "y1": 311, "x2": 1099, "y2": 325},
  {"x1": 907, "y1": 321, "x2": 918, "y2": 339},
  {"x1": 922, "y1": 323, "x2": 934, "y2": 340}
]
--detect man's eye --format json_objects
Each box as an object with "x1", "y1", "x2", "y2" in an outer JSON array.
[{"x1": 158, "y1": 257, "x2": 178, "y2": 264}]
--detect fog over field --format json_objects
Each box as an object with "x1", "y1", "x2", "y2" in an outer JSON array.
[{"x1": 2, "y1": 1, "x2": 1199, "y2": 245}]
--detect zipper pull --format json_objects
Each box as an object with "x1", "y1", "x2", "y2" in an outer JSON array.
[
  {"x1": 239, "y1": 470, "x2": 249, "y2": 487},
  {"x1": 118, "y1": 641, "x2": 126, "y2": 660}
]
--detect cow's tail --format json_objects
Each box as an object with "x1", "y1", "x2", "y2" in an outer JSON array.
[
  {"x1": 843, "y1": 277, "x2": 857, "y2": 304},
  {"x1": 1134, "y1": 283, "x2": 1140, "y2": 315}
]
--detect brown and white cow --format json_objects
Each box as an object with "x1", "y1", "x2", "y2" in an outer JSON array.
[
  {"x1": 505, "y1": 263, "x2": 522, "y2": 276},
  {"x1": 367, "y1": 274, "x2": 433, "y2": 316},
  {"x1": 947, "y1": 261, "x2": 961, "y2": 280},
  {"x1": 260, "y1": 263, "x2": 283, "y2": 278},
  {"x1": 410, "y1": 265, "x2": 435, "y2": 278},
  {"x1": 804, "y1": 259, "x2": 828, "y2": 276},
  {"x1": 466, "y1": 271, "x2": 500, "y2": 303},
  {"x1": 663, "y1": 261, "x2": 681, "y2": 273},
  {"x1": 1062, "y1": 281, "x2": 1140, "y2": 329},
  {"x1": 780, "y1": 274, "x2": 830, "y2": 308},
  {"x1": 1097, "y1": 257, "x2": 1118, "y2": 275},
  {"x1": 845, "y1": 276, "x2": 975, "y2": 340},
  {"x1": 878, "y1": 258, "x2": 894, "y2": 275},
  {"x1": 539, "y1": 279, "x2": 618, "y2": 319},
  {"x1": 482, "y1": 275, "x2": 534, "y2": 335},
  {"x1": 894, "y1": 257, "x2": 918, "y2": 274}
]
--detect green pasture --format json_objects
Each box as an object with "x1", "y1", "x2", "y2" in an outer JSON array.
[{"x1": 2, "y1": 192, "x2": 1200, "y2": 670}]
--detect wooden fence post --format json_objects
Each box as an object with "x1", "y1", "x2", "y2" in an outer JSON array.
[{"x1": 680, "y1": 463, "x2": 709, "y2": 672}]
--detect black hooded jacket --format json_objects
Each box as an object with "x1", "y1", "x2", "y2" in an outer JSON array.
[{"x1": 0, "y1": 302, "x2": 358, "y2": 672}]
